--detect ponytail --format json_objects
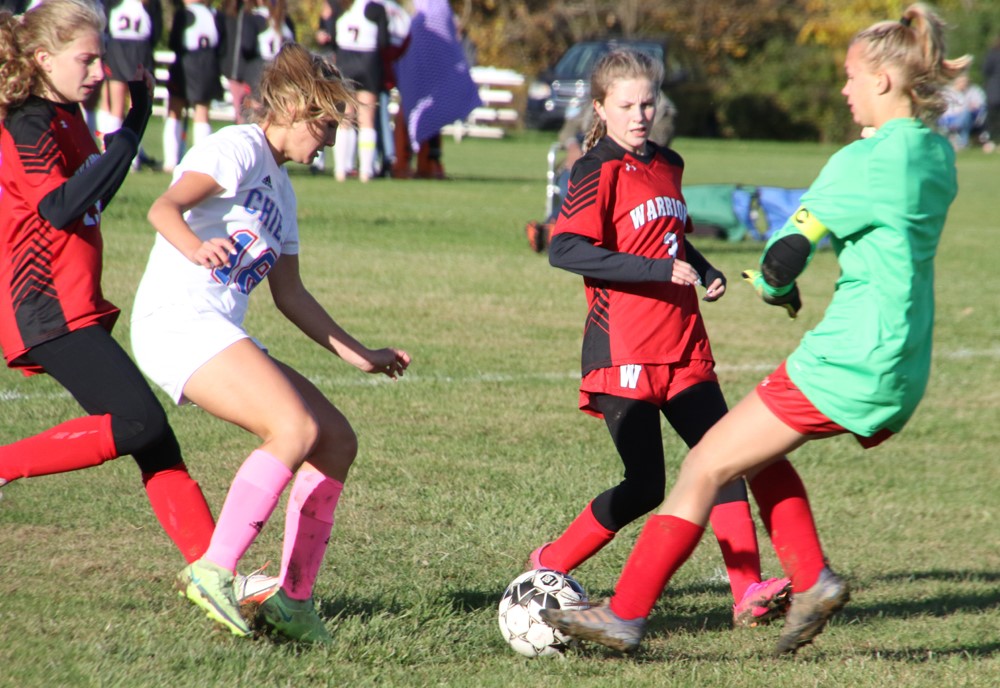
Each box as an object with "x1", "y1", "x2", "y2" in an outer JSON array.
[{"x1": 854, "y1": 3, "x2": 971, "y2": 123}]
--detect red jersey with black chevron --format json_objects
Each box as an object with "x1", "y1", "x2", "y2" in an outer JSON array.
[
  {"x1": 0, "y1": 97, "x2": 119, "y2": 374},
  {"x1": 551, "y1": 137, "x2": 713, "y2": 374}
]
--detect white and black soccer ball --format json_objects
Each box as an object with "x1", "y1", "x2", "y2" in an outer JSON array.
[{"x1": 497, "y1": 568, "x2": 588, "y2": 658}]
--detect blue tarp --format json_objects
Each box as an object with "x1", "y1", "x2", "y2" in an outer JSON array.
[{"x1": 685, "y1": 184, "x2": 808, "y2": 242}]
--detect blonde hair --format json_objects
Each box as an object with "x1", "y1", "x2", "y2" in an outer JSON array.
[
  {"x1": 853, "y1": 3, "x2": 971, "y2": 123},
  {"x1": 246, "y1": 42, "x2": 358, "y2": 133},
  {"x1": 582, "y1": 49, "x2": 664, "y2": 153},
  {"x1": 0, "y1": 0, "x2": 106, "y2": 118}
]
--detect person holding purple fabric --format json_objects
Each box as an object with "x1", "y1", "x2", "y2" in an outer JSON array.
[{"x1": 392, "y1": 0, "x2": 479, "y2": 178}]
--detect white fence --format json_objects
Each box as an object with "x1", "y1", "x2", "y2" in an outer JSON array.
[{"x1": 442, "y1": 66, "x2": 525, "y2": 140}]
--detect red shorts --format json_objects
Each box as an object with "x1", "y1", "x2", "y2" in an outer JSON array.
[
  {"x1": 579, "y1": 359, "x2": 717, "y2": 418},
  {"x1": 756, "y1": 361, "x2": 894, "y2": 449}
]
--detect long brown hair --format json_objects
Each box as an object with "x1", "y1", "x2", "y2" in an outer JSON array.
[{"x1": 0, "y1": 0, "x2": 106, "y2": 118}]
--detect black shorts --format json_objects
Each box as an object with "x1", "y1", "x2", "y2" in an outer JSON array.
[
  {"x1": 168, "y1": 51, "x2": 224, "y2": 103},
  {"x1": 105, "y1": 38, "x2": 154, "y2": 82},
  {"x1": 335, "y1": 49, "x2": 382, "y2": 93}
]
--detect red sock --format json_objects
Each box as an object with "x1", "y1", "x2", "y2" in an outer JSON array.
[
  {"x1": 143, "y1": 463, "x2": 216, "y2": 563},
  {"x1": 609, "y1": 515, "x2": 704, "y2": 620},
  {"x1": 709, "y1": 500, "x2": 762, "y2": 603},
  {"x1": 540, "y1": 501, "x2": 615, "y2": 572},
  {"x1": 0, "y1": 415, "x2": 116, "y2": 482},
  {"x1": 748, "y1": 458, "x2": 826, "y2": 591}
]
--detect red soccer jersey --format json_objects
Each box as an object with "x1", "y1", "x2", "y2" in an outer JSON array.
[
  {"x1": 551, "y1": 137, "x2": 713, "y2": 374},
  {"x1": 0, "y1": 97, "x2": 120, "y2": 374}
]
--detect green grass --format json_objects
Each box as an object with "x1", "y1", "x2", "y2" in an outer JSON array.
[{"x1": 1, "y1": 126, "x2": 998, "y2": 687}]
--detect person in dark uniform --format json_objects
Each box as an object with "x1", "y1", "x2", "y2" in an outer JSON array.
[
  {"x1": 332, "y1": 0, "x2": 389, "y2": 182},
  {"x1": 524, "y1": 48, "x2": 791, "y2": 630},
  {"x1": 218, "y1": 0, "x2": 262, "y2": 123},
  {"x1": 0, "y1": 0, "x2": 216, "y2": 566},
  {"x1": 162, "y1": 0, "x2": 224, "y2": 171},
  {"x1": 101, "y1": 0, "x2": 162, "y2": 169}
]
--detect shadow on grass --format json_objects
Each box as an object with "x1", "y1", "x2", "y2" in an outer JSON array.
[{"x1": 316, "y1": 596, "x2": 408, "y2": 620}]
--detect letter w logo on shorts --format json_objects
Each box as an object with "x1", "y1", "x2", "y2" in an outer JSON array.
[{"x1": 619, "y1": 364, "x2": 642, "y2": 389}]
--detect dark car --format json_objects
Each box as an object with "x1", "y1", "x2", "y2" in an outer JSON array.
[{"x1": 524, "y1": 37, "x2": 715, "y2": 137}]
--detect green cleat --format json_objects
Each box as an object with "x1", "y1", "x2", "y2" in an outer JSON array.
[
  {"x1": 176, "y1": 559, "x2": 251, "y2": 637},
  {"x1": 257, "y1": 589, "x2": 332, "y2": 645}
]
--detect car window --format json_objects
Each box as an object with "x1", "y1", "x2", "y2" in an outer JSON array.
[
  {"x1": 553, "y1": 43, "x2": 607, "y2": 80},
  {"x1": 552, "y1": 41, "x2": 665, "y2": 81}
]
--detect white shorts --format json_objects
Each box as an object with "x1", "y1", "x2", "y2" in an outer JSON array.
[{"x1": 131, "y1": 306, "x2": 264, "y2": 405}]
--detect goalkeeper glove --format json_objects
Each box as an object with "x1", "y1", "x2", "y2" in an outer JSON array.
[{"x1": 741, "y1": 270, "x2": 801, "y2": 319}]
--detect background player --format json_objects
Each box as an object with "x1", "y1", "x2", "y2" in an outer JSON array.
[
  {"x1": 532, "y1": 49, "x2": 790, "y2": 629},
  {"x1": 0, "y1": 0, "x2": 215, "y2": 564},
  {"x1": 333, "y1": 0, "x2": 389, "y2": 182},
  {"x1": 131, "y1": 42, "x2": 411, "y2": 643},
  {"x1": 161, "y1": 0, "x2": 225, "y2": 172},
  {"x1": 101, "y1": 0, "x2": 162, "y2": 169},
  {"x1": 543, "y1": 3, "x2": 969, "y2": 656}
]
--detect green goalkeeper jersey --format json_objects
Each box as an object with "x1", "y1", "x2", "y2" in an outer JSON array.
[{"x1": 784, "y1": 118, "x2": 957, "y2": 436}]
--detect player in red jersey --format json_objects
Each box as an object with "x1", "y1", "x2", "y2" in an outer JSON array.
[
  {"x1": 0, "y1": 0, "x2": 215, "y2": 564},
  {"x1": 527, "y1": 49, "x2": 790, "y2": 628}
]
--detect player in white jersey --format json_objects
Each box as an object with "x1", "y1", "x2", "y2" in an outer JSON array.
[
  {"x1": 162, "y1": 0, "x2": 224, "y2": 172},
  {"x1": 102, "y1": 0, "x2": 161, "y2": 168},
  {"x1": 333, "y1": 0, "x2": 390, "y2": 182},
  {"x1": 131, "y1": 43, "x2": 411, "y2": 644}
]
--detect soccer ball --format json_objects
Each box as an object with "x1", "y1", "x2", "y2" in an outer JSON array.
[{"x1": 497, "y1": 568, "x2": 588, "y2": 658}]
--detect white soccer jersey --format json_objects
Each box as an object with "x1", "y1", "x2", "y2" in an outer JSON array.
[
  {"x1": 182, "y1": 3, "x2": 220, "y2": 52},
  {"x1": 108, "y1": 0, "x2": 153, "y2": 41},
  {"x1": 254, "y1": 7, "x2": 294, "y2": 61},
  {"x1": 335, "y1": 0, "x2": 380, "y2": 52},
  {"x1": 131, "y1": 125, "x2": 299, "y2": 401}
]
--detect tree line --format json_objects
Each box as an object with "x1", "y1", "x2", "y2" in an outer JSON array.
[{"x1": 290, "y1": 0, "x2": 1000, "y2": 141}]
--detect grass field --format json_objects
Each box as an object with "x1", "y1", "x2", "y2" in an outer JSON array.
[{"x1": 1, "y1": 127, "x2": 998, "y2": 687}]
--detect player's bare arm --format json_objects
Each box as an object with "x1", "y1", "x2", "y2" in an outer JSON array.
[
  {"x1": 267, "y1": 254, "x2": 410, "y2": 379},
  {"x1": 147, "y1": 171, "x2": 235, "y2": 268}
]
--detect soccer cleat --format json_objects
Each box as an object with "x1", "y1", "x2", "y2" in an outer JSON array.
[
  {"x1": 235, "y1": 563, "x2": 279, "y2": 605},
  {"x1": 733, "y1": 576, "x2": 792, "y2": 628},
  {"x1": 256, "y1": 589, "x2": 332, "y2": 645},
  {"x1": 540, "y1": 600, "x2": 646, "y2": 653},
  {"x1": 775, "y1": 567, "x2": 850, "y2": 655},
  {"x1": 176, "y1": 558, "x2": 251, "y2": 637}
]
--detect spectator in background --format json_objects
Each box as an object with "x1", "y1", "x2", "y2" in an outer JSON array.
[
  {"x1": 101, "y1": 0, "x2": 162, "y2": 170},
  {"x1": 162, "y1": 0, "x2": 224, "y2": 172},
  {"x1": 983, "y1": 35, "x2": 1000, "y2": 153},
  {"x1": 938, "y1": 72, "x2": 987, "y2": 151},
  {"x1": 314, "y1": 0, "x2": 340, "y2": 56},
  {"x1": 309, "y1": 0, "x2": 341, "y2": 173},
  {"x1": 219, "y1": 0, "x2": 264, "y2": 124},
  {"x1": 0, "y1": 0, "x2": 29, "y2": 14},
  {"x1": 393, "y1": 0, "x2": 480, "y2": 179}
]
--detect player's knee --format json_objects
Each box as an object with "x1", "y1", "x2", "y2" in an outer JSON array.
[
  {"x1": 112, "y1": 403, "x2": 172, "y2": 457},
  {"x1": 614, "y1": 477, "x2": 665, "y2": 522}
]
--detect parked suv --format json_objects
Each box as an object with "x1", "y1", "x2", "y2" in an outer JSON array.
[{"x1": 524, "y1": 37, "x2": 715, "y2": 137}]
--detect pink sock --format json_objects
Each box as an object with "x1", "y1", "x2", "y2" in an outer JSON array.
[
  {"x1": 203, "y1": 450, "x2": 293, "y2": 572},
  {"x1": 279, "y1": 470, "x2": 344, "y2": 600}
]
